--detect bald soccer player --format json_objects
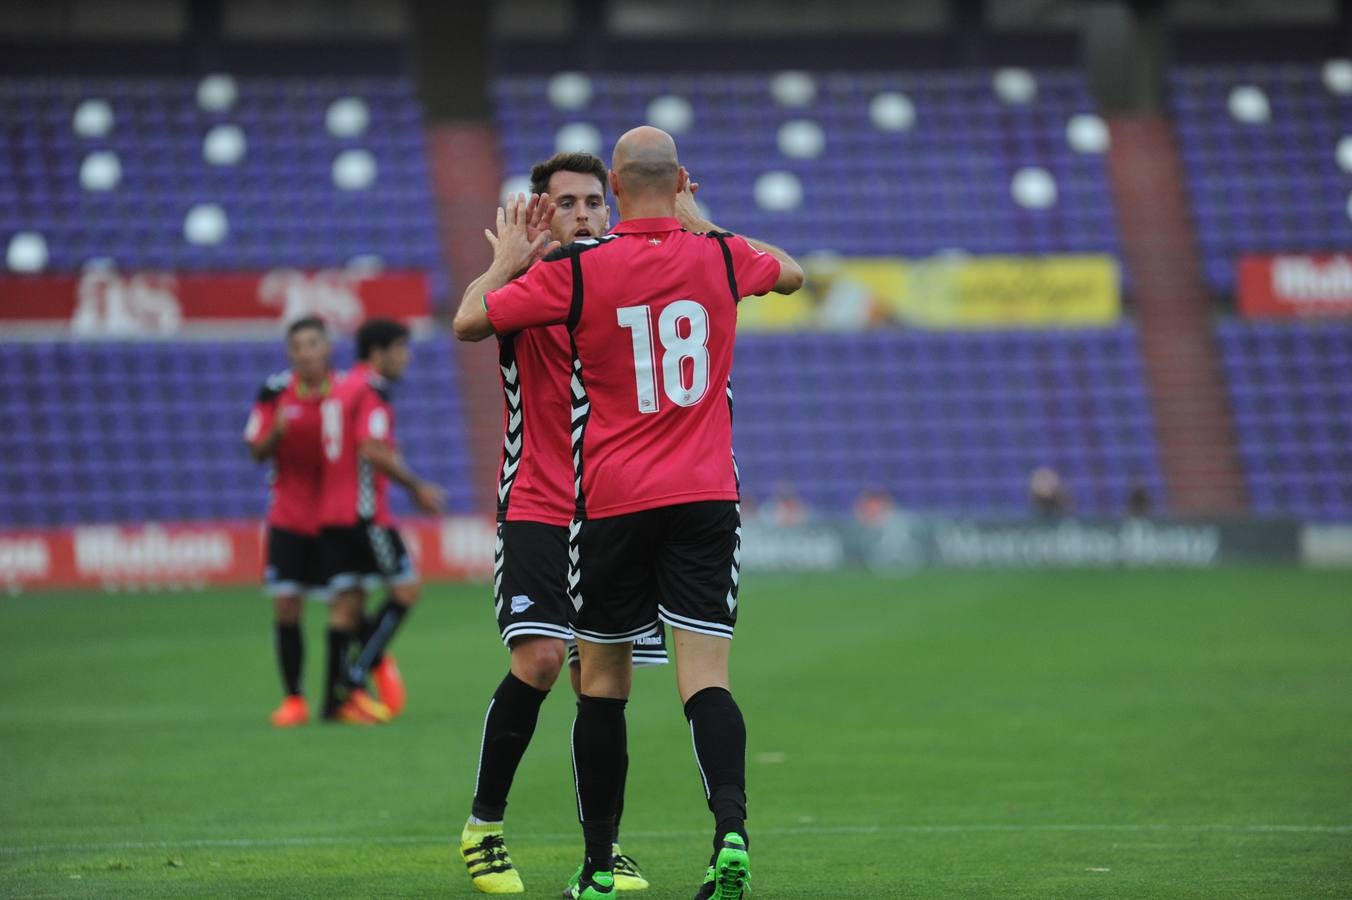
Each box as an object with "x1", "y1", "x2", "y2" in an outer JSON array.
[{"x1": 455, "y1": 127, "x2": 803, "y2": 900}]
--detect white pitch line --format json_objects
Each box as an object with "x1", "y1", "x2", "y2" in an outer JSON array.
[{"x1": 2, "y1": 823, "x2": 1348, "y2": 857}]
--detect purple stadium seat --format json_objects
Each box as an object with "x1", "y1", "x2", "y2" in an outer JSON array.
[
  {"x1": 1216, "y1": 321, "x2": 1352, "y2": 521},
  {"x1": 0, "y1": 75, "x2": 446, "y2": 294},
  {"x1": 726, "y1": 327, "x2": 1165, "y2": 518},
  {"x1": 0, "y1": 338, "x2": 476, "y2": 528},
  {"x1": 493, "y1": 69, "x2": 1123, "y2": 265},
  {"x1": 1170, "y1": 64, "x2": 1352, "y2": 295}
]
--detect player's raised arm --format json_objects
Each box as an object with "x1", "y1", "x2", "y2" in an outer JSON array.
[
  {"x1": 351, "y1": 388, "x2": 444, "y2": 514},
  {"x1": 357, "y1": 437, "x2": 445, "y2": 514},
  {"x1": 674, "y1": 171, "x2": 804, "y2": 295},
  {"x1": 453, "y1": 192, "x2": 559, "y2": 341},
  {"x1": 244, "y1": 388, "x2": 286, "y2": 462}
]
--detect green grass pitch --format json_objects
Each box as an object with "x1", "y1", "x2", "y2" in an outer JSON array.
[{"x1": 1, "y1": 570, "x2": 1349, "y2": 898}]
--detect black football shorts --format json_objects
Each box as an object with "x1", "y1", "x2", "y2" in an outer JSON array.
[
  {"x1": 569, "y1": 500, "x2": 741, "y2": 642},
  {"x1": 264, "y1": 526, "x2": 327, "y2": 598},
  {"x1": 320, "y1": 520, "x2": 417, "y2": 593},
  {"x1": 498, "y1": 521, "x2": 669, "y2": 665}
]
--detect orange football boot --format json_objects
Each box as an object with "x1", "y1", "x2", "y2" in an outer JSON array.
[
  {"x1": 333, "y1": 701, "x2": 380, "y2": 725},
  {"x1": 269, "y1": 695, "x2": 310, "y2": 728},
  {"x1": 372, "y1": 656, "x2": 406, "y2": 717},
  {"x1": 341, "y1": 688, "x2": 393, "y2": 724}
]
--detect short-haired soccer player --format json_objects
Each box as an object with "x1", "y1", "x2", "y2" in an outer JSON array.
[
  {"x1": 245, "y1": 316, "x2": 333, "y2": 727},
  {"x1": 317, "y1": 317, "x2": 445, "y2": 724},
  {"x1": 455, "y1": 127, "x2": 803, "y2": 899},
  {"x1": 457, "y1": 151, "x2": 668, "y2": 895}
]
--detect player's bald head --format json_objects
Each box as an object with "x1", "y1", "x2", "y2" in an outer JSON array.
[{"x1": 611, "y1": 126, "x2": 680, "y2": 196}]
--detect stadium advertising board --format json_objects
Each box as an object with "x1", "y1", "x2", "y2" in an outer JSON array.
[
  {"x1": 0, "y1": 268, "x2": 431, "y2": 336},
  {"x1": 739, "y1": 516, "x2": 1303, "y2": 571},
  {"x1": 910, "y1": 519, "x2": 1292, "y2": 568},
  {"x1": 1236, "y1": 254, "x2": 1352, "y2": 318},
  {"x1": 736, "y1": 254, "x2": 1120, "y2": 331},
  {"x1": 1, "y1": 516, "x2": 1317, "y2": 591},
  {"x1": 0, "y1": 517, "x2": 496, "y2": 592}
]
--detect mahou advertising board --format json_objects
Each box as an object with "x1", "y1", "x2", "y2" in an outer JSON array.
[
  {"x1": 0, "y1": 518, "x2": 496, "y2": 592},
  {"x1": 1236, "y1": 254, "x2": 1352, "y2": 318},
  {"x1": 0, "y1": 267, "x2": 432, "y2": 336}
]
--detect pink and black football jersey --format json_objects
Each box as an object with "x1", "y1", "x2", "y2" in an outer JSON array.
[
  {"x1": 485, "y1": 217, "x2": 781, "y2": 520},
  {"x1": 244, "y1": 371, "x2": 329, "y2": 535},
  {"x1": 495, "y1": 324, "x2": 575, "y2": 527},
  {"x1": 318, "y1": 362, "x2": 397, "y2": 527}
]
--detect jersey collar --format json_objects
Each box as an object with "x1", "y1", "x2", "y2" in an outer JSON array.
[
  {"x1": 610, "y1": 217, "x2": 682, "y2": 234},
  {"x1": 352, "y1": 360, "x2": 388, "y2": 390},
  {"x1": 292, "y1": 370, "x2": 333, "y2": 398}
]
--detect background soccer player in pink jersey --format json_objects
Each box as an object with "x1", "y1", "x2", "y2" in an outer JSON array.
[
  {"x1": 317, "y1": 318, "x2": 445, "y2": 724},
  {"x1": 454, "y1": 127, "x2": 803, "y2": 900},
  {"x1": 244, "y1": 316, "x2": 334, "y2": 728}
]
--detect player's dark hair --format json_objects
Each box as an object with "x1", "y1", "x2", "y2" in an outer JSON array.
[
  {"x1": 286, "y1": 316, "x2": 327, "y2": 339},
  {"x1": 356, "y1": 318, "x2": 410, "y2": 360},
  {"x1": 530, "y1": 152, "x2": 608, "y2": 197}
]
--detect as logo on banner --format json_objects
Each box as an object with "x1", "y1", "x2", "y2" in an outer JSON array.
[
  {"x1": 72, "y1": 267, "x2": 182, "y2": 336},
  {"x1": 258, "y1": 269, "x2": 368, "y2": 332},
  {"x1": 0, "y1": 536, "x2": 51, "y2": 581}
]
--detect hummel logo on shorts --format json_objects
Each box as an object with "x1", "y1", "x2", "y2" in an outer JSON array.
[{"x1": 510, "y1": 594, "x2": 534, "y2": 614}]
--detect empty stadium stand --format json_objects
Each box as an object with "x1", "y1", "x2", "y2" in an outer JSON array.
[
  {"x1": 1217, "y1": 321, "x2": 1352, "y2": 522},
  {"x1": 0, "y1": 76, "x2": 445, "y2": 294},
  {"x1": 0, "y1": 327, "x2": 1165, "y2": 527},
  {"x1": 1171, "y1": 64, "x2": 1352, "y2": 295},
  {"x1": 731, "y1": 326, "x2": 1166, "y2": 517},
  {"x1": 5, "y1": 61, "x2": 1347, "y2": 527},
  {"x1": 494, "y1": 69, "x2": 1123, "y2": 261},
  {"x1": 0, "y1": 338, "x2": 476, "y2": 528}
]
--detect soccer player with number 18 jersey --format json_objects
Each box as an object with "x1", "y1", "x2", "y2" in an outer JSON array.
[
  {"x1": 455, "y1": 127, "x2": 804, "y2": 900},
  {"x1": 456, "y1": 152, "x2": 669, "y2": 896}
]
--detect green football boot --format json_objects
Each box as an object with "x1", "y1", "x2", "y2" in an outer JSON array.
[
  {"x1": 563, "y1": 866, "x2": 616, "y2": 898},
  {"x1": 691, "y1": 833, "x2": 750, "y2": 900}
]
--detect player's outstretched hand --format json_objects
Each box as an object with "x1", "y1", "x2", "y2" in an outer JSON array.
[
  {"x1": 523, "y1": 191, "x2": 561, "y2": 268},
  {"x1": 413, "y1": 481, "x2": 446, "y2": 515},
  {"x1": 524, "y1": 191, "x2": 555, "y2": 244},
  {"x1": 675, "y1": 168, "x2": 715, "y2": 234},
  {"x1": 485, "y1": 192, "x2": 560, "y2": 275}
]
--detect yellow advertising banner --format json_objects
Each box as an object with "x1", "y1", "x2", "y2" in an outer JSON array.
[{"x1": 736, "y1": 253, "x2": 1121, "y2": 331}]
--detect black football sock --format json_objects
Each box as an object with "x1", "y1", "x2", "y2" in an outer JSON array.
[
  {"x1": 684, "y1": 686, "x2": 749, "y2": 854},
  {"x1": 275, "y1": 622, "x2": 303, "y2": 697},
  {"x1": 348, "y1": 598, "x2": 408, "y2": 686},
  {"x1": 358, "y1": 611, "x2": 379, "y2": 652},
  {"x1": 612, "y1": 750, "x2": 629, "y2": 847},
  {"x1": 470, "y1": 672, "x2": 551, "y2": 822},
  {"x1": 572, "y1": 695, "x2": 627, "y2": 879},
  {"x1": 322, "y1": 627, "x2": 353, "y2": 717}
]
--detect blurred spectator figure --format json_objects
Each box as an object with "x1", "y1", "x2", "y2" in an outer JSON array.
[
  {"x1": 1126, "y1": 475, "x2": 1153, "y2": 519},
  {"x1": 1029, "y1": 466, "x2": 1071, "y2": 519},
  {"x1": 762, "y1": 481, "x2": 809, "y2": 527},
  {"x1": 803, "y1": 252, "x2": 892, "y2": 330},
  {"x1": 853, "y1": 487, "x2": 896, "y2": 526}
]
